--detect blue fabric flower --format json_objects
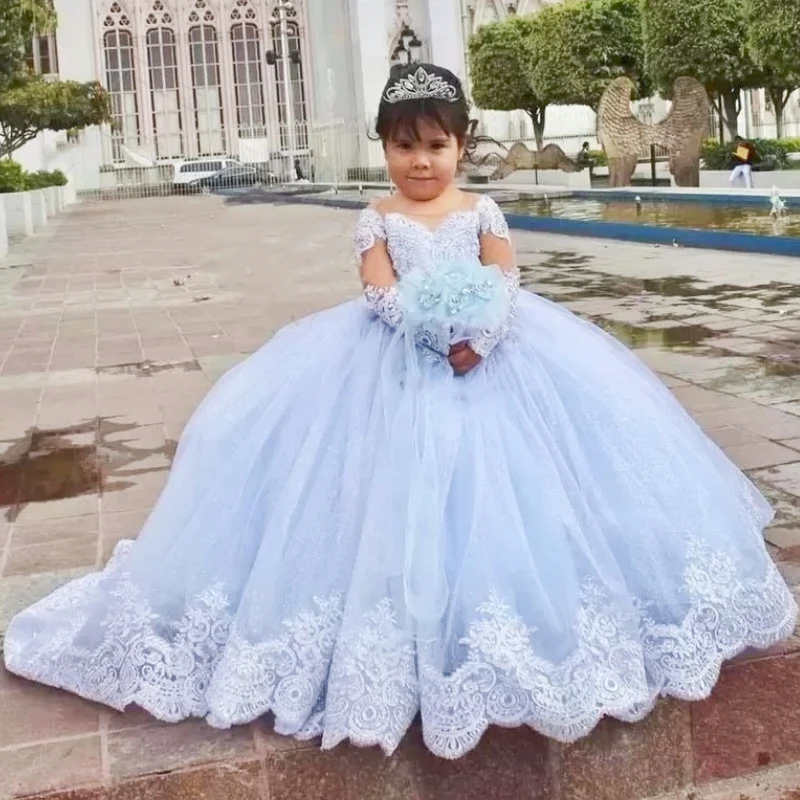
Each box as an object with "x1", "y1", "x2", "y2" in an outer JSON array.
[{"x1": 398, "y1": 259, "x2": 510, "y2": 344}]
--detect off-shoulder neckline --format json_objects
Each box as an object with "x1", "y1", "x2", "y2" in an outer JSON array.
[{"x1": 365, "y1": 193, "x2": 491, "y2": 234}]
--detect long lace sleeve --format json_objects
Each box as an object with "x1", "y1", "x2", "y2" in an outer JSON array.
[
  {"x1": 469, "y1": 195, "x2": 520, "y2": 358},
  {"x1": 364, "y1": 284, "x2": 404, "y2": 328},
  {"x1": 353, "y1": 208, "x2": 404, "y2": 330}
]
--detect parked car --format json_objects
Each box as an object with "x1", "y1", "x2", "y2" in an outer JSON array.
[
  {"x1": 172, "y1": 158, "x2": 241, "y2": 190},
  {"x1": 190, "y1": 164, "x2": 278, "y2": 192}
]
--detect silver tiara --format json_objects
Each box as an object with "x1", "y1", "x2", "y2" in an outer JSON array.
[{"x1": 384, "y1": 66, "x2": 459, "y2": 104}]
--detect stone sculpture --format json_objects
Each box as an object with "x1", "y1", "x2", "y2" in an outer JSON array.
[
  {"x1": 597, "y1": 76, "x2": 710, "y2": 187},
  {"x1": 464, "y1": 127, "x2": 581, "y2": 181}
]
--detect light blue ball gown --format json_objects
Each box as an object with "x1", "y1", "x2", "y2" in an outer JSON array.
[{"x1": 4, "y1": 195, "x2": 796, "y2": 759}]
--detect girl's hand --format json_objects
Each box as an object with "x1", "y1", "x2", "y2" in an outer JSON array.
[{"x1": 449, "y1": 343, "x2": 481, "y2": 375}]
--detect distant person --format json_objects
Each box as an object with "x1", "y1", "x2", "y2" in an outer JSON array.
[
  {"x1": 294, "y1": 157, "x2": 305, "y2": 182},
  {"x1": 576, "y1": 141, "x2": 594, "y2": 168},
  {"x1": 730, "y1": 136, "x2": 755, "y2": 188}
]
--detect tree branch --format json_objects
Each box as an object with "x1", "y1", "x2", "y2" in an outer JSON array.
[{"x1": 0, "y1": 129, "x2": 38, "y2": 159}]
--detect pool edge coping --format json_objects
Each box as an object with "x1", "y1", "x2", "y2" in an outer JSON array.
[{"x1": 225, "y1": 190, "x2": 800, "y2": 259}]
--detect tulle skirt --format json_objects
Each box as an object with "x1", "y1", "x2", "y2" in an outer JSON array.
[{"x1": 4, "y1": 291, "x2": 796, "y2": 759}]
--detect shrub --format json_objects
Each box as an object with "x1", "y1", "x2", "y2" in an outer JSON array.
[
  {"x1": 780, "y1": 137, "x2": 800, "y2": 154},
  {"x1": 25, "y1": 169, "x2": 68, "y2": 189},
  {"x1": 700, "y1": 137, "x2": 794, "y2": 170},
  {"x1": 700, "y1": 139, "x2": 732, "y2": 169},
  {"x1": 0, "y1": 162, "x2": 68, "y2": 192},
  {"x1": 587, "y1": 149, "x2": 607, "y2": 166},
  {"x1": 755, "y1": 139, "x2": 791, "y2": 167},
  {"x1": 0, "y1": 159, "x2": 28, "y2": 193}
]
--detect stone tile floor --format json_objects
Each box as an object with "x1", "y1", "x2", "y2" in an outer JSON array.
[{"x1": 1, "y1": 196, "x2": 800, "y2": 798}]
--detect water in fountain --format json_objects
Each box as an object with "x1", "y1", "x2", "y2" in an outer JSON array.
[{"x1": 504, "y1": 195, "x2": 800, "y2": 237}]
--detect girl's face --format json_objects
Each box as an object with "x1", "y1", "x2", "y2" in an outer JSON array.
[{"x1": 384, "y1": 119, "x2": 463, "y2": 202}]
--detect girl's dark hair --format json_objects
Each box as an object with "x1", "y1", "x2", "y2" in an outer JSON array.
[{"x1": 375, "y1": 63, "x2": 471, "y2": 146}]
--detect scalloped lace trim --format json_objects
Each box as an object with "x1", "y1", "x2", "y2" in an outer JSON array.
[{"x1": 4, "y1": 539, "x2": 796, "y2": 760}]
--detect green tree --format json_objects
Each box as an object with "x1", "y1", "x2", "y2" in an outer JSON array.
[
  {"x1": 0, "y1": 75, "x2": 110, "y2": 158},
  {"x1": 747, "y1": 0, "x2": 800, "y2": 138},
  {"x1": 528, "y1": 0, "x2": 650, "y2": 112},
  {"x1": 0, "y1": 0, "x2": 55, "y2": 84},
  {"x1": 641, "y1": 0, "x2": 760, "y2": 139},
  {"x1": 468, "y1": 16, "x2": 547, "y2": 149},
  {"x1": 0, "y1": 0, "x2": 110, "y2": 159}
]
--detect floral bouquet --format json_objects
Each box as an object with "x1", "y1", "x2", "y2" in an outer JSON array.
[{"x1": 397, "y1": 258, "x2": 510, "y2": 353}]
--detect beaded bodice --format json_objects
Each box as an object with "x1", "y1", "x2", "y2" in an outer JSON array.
[{"x1": 352, "y1": 193, "x2": 510, "y2": 276}]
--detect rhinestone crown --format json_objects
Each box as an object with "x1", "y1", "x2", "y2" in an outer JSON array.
[{"x1": 384, "y1": 66, "x2": 459, "y2": 104}]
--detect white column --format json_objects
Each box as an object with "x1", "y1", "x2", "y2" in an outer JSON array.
[
  {"x1": 175, "y1": 6, "x2": 195, "y2": 158},
  {"x1": 424, "y1": 0, "x2": 466, "y2": 81},
  {"x1": 219, "y1": 24, "x2": 240, "y2": 156},
  {"x1": 350, "y1": 0, "x2": 391, "y2": 125},
  {"x1": 134, "y1": 2, "x2": 156, "y2": 156}
]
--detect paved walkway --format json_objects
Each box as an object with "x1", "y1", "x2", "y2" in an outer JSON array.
[{"x1": 1, "y1": 196, "x2": 800, "y2": 799}]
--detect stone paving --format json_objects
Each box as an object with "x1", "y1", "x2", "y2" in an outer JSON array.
[{"x1": 1, "y1": 196, "x2": 800, "y2": 799}]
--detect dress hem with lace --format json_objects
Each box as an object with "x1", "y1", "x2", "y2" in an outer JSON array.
[{"x1": 5, "y1": 536, "x2": 795, "y2": 761}]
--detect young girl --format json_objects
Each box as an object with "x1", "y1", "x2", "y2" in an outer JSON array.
[{"x1": 5, "y1": 64, "x2": 796, "y2": 760}]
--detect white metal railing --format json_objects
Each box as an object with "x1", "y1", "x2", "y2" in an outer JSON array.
[
  {"x1": 39, "y1": 110, "x2": 672, "y2": 200},
  {"x1": 41, "y1": 121, "x2": 382, "y2": 199}
]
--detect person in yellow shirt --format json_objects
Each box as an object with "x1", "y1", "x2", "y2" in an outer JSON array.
[{"x1": 729, "y1": 135, "x2": 755, "y2": 188}]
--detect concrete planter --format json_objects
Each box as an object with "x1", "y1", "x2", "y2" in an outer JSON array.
[
  {"x1": 49, "y1": 185, "x2": 64, "y2": 213},
  {"x1": 0, "y1": 183, "x2": 75, "y2": 248},
  {"x1": 2, "y1": 192, "x2": 34, "y2": 242},
  {"x1": 698, "y1": 170, "x2": 800, "y2": 189},
  {"x1": 29, "y1": 189, "x2": 47, "y2": 229},
  {"x1": 42, "y1": 186, "x2": 59, "y2": 216},
  {"x1": 61, "y1": 181, "x2": 77, "y2": 206},
  {"x1": 0, "y1": 200, "x2": 8, "y2": 260}
]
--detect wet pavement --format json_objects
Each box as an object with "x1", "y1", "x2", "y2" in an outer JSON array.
[{"x1": 1, "y1": 196, "x2": 800, "y2": 799}]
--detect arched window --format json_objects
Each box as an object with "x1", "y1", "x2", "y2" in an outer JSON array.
[
  {"x1": 146, "y1": 28, "x2": 183, "y2": 158},
  {"x1": 231, "y1": 23, "x2": 266, "y2": 135},
  {"x1": 270, "y1": 19, "x2": 308, "y2": 150},
  {"x1": 103, "y1": 29, "x2": 140, "y2": 162},
  {"x1": 188, "y1": 25, "x2": 225, "y2": 154}
]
